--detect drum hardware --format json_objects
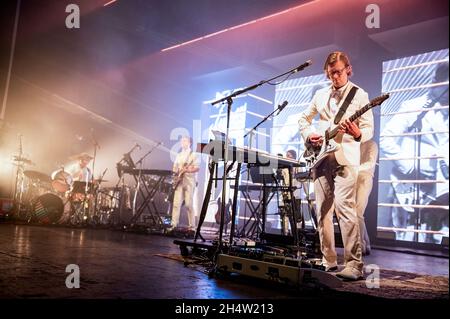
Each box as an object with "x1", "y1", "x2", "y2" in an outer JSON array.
[
  {"x1": 67, "y1": 181, "x2": 96, "y2": 226},
  {"x1": 71, "y1": 181, "x2": 95, "y2": 195},
  {"x1": 13, "y1": 155, "x2": 34, "y2": 166},
  {"x1": 13, "y1": 160, "x2": 55, "y2": 222},
  {"x1": 88, "y1": 168, "x2": 109, "y2": 225},
  {"x1": 95, "y1": 186, "x2": 122, "y2": 226},
  {"x1": 68, "y1": 197, "x2": 92, "y2": 226},
  {"x1": 12, "y1": 134, "x2": 30, "y2": 218},
  {"x1": 94, "y1": 179, "x2": 109, "y2": 183}
]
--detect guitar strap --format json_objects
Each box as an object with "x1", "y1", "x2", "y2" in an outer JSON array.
[
  {"x1": 333, "y1": 86, "x2": 358, "y2": 125},
  {"x1": 183, "y1": 150, "x2": 193, "y2": 167},
  {"x1": 180, "y1": 150, "x2": 195, "y2": 176}
]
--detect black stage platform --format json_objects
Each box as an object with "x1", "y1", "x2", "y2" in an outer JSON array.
[{"x1": 0, "y1": 223, "x2": 448, "y2": 300}]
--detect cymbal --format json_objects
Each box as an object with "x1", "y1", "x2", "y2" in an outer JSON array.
[
  {"x1": 23, "y1": 170, "x2": 51, "y2": 183},
  {"x1": 13, "y1": 156, "x2": 34, "y2": 165}
]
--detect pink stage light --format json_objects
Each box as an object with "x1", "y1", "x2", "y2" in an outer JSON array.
[
  {"x1": 161, "y1": 0, "x2": 320, "y2": 52},
  {"x1": 103, "y1": 0, "x2": 117, "y2": 7}
]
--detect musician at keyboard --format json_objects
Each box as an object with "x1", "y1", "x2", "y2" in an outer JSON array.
[
  {"x1": 298, "y1": 51, "x2": 374, "y2": 281},
  {"x1": 169, "y1": 136, "x2": 200, "y2": 232}
]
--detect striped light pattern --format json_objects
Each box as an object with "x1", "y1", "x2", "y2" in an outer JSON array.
[{"x1": 377, "y1": 49, "x2": 449, "y2": 243}]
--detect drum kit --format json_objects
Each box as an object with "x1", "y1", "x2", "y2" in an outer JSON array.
[
  {"x1": 12, "y1": 154, "x2": 116, "y2": 226},
  {"x1": 10, "y1": 141, "x2": 175, "y2": 229}
]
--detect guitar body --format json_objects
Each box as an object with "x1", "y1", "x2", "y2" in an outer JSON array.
[
  {"x1": 304, "y1": 134, "x2": 340, "y2": 169},
  {"x1": 172, "y1": 155, "x2": 195, "y2": 190},
  {"x1": 214, "y1": 198, "x2": 232, "y2": 225}
]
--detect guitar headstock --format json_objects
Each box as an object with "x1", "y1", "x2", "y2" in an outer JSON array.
[{"x1": 370, "y1": 93, "x2": 390, "y2": 107}]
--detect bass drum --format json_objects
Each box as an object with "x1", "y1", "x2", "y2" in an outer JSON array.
[{"x1": 32, "y1": 193, "x2": 64, "y2": 224}]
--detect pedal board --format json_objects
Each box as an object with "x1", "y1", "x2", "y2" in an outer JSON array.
[{"x1": 216, "y1": 253, "x2": 342, "y2": 289}]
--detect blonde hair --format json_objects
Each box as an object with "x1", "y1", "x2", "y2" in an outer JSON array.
[{"x1": 323, "y1": 51, "x2": 353, "y2": 78}]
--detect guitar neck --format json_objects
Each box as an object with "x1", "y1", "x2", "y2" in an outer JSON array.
[{"x1": 328, "y1": 102, "x2": 373, "y2": 140}]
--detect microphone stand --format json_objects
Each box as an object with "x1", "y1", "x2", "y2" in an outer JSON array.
[
  {"x1": 92, "y1": 168, "x2": 108, "y2": 223},
  {"x1": 90, "y1": 133, "x2": 100, "y2": 190},
  {"x1": 114, "y1": 144, "x2": 139, "y2": 227},
  {"x1": 135, "y1": 142, "x2": 162, "y2": 167},
  {"x1": 211, "y1": 62, "x2": 310, "y2": 253},
  {"x1": 131, "y1": 142, "x2": 162, "y2": 224},
  {"x1": 86, "y1": 134, "x2": 100, "y2": 223},
  {"x1": 244, "y1": 102, "x2": 286, "y2": 143},
  {"x1": 239, "y1": 102, "x2": 287, "y2": 236}
]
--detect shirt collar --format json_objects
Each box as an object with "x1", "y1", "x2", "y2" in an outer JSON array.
[{"x1": 332, "y1": 81, "x2": 350, "y2": 94}]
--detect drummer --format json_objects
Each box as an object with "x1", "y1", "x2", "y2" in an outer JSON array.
[
  {"x1": 66, "y1": 153, "x2": 94, "y2": 183},
  {"x1": 57, "y1": 153, "x2": 94, "y2": 224}
]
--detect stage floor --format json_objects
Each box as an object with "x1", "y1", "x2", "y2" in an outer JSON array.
[{"x1": 0, "y1": 223, "x2": 448, "y2": 299}]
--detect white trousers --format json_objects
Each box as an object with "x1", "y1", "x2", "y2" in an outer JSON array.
[
  {"x1": 355, "y1": 172, "x2": 373, "y2": 254},
  {"x1": 171, "y1": 179, "x2": 195, "y2": 228},
  {"x1": 312, "y1": 156, "x2": 363, "y2": 271}
]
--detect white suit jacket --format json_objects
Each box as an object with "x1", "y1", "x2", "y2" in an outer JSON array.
[{"x1": 298, "y1": 81, "x2": 374, "y2": 167}]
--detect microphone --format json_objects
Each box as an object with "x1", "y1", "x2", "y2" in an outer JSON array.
[
  {"x1": 276, "y1": 101, "x2": 288, "y2": 115},
  {"x1": 293, "y1": 60, "x2": 312, "y2": 73}
]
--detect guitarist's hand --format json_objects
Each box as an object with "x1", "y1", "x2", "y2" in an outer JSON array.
[
  {"x1": 339, "y1": 119, "x2": 361, "y2": 140},
  {"x1": 308, "y1": 133, "x2": 323, "y2": 147}
]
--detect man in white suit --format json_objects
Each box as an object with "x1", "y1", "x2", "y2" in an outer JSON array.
[
  {"x1": 299, "y1": 51, "x2": 374, "y2": 280},
  {"x1": 170, "y1": 136, "x2": 200, "y2": 231},
  {"x1": 356, "y1": 140, "x2": 378, "y2": 255}
]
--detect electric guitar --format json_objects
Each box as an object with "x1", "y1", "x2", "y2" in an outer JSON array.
[
  {"x1": 303, "y1": 93, "x2": 390, "y2": 169},
  {"x1": 172, "y1": 156, "x2": 195, "y2": 190},
  {"x1": 214, "y1": 197, "x2": 232, "y2": 225}
]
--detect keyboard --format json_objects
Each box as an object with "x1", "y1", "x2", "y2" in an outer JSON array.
[{"x1": 197, "y1": 141, "x2": 305, "y2": 169}]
